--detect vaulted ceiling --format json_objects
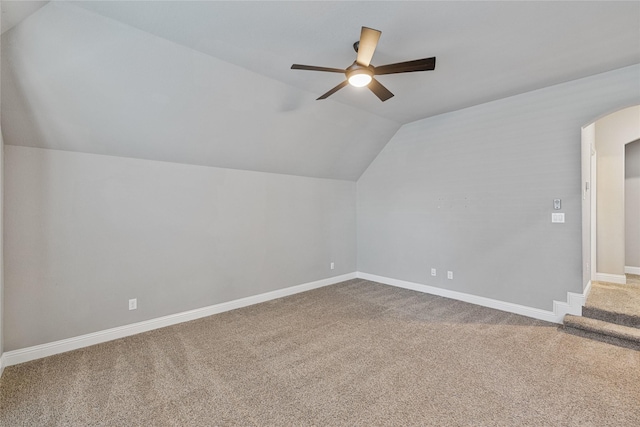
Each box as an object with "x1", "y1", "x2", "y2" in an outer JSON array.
[{"x1": 2, "y1": 1, "x2": 639, "y2": 180}]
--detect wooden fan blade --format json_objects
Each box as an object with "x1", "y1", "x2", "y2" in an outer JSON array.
[
  {"x1": 374, "y1": 57, "x2": 436, "y2": 75},
  {"x1": 356, "y1": 27, "x2": 381, "y2": 67},
  {"x1": 368, "y1": 78, "x2": 394, "y2": 102},
  {"x1": 291, "y1": 64, "x2": 346, "y2": 73},
  {"x1": 317, "y1": 80, "x2": 349, "y2": 100}
]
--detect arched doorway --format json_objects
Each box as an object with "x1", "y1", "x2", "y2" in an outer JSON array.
[
  {"x1": 582, "y1": 105, "x2": 640, "y2": 287},
  {"x1": 574, "y1": 105, "x2": 640, "y2": 344}
]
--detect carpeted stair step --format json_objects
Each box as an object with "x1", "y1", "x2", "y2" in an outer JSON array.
[
  {"x1": 563, "y1": 314, "x2": 640, "y2": 347},
  {"x1": 582, "y1": 306, "x2": 640, "y2": 328}
]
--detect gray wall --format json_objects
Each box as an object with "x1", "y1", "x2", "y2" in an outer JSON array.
[
  {"x1": 4, "y1": 146, "x2": 356, "y2": 350},
  {"x1": 1, "y1": 11, "x2": 4, "y2": 363},
  {"x1": 0, "y1": 133, "x2": 4, "y2": 361},
  {"x1": 627, "y1": 140, "x2": 640, "y2": 269},
  {"x1": 357, "y1": 65, "x2": 640, "y2": 310}
]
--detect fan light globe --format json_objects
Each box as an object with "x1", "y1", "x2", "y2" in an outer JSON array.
[{"x1": 348, "y1": 73, "x2": 372, "y2": 87}]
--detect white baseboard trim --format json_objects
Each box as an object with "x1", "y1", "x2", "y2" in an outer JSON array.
[
  {"x1": 2, "y1": 272, "x2": 357, "y2": 368},
  {"x1": 625, "y1": 266, "x2": 640, "y2": 275},
  {"x1": 554, "y1": 279, "x2": 591, "y2": 320},
  {"x1": 595, "y1": 272, "x2": 627, "y2": 285},
  {"x1": 0, "y1": 354, "x2": 5, "y2": 378},
  {"x1": 357, "y1": 272, "x2": 589, "y2": 324}
]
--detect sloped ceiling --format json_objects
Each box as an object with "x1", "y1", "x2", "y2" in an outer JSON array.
[
  {"x1": 2, "y1": 1, "x2": 639, "y2": 181},
  {"x1": 0, "y1": 0, "x2": 48, "y2": 34}
]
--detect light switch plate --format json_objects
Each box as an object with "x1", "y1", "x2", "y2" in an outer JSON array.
[{"x1": 552, "y1": 213, "x2": 565, "y2": 223}]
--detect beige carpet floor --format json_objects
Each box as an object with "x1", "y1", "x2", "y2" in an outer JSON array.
[
  {"x1": 586, "y1": 277, "x2": 640, "y2": 319},
  {"x1": 1, "y1": 279, "x2": 639, "y2": 426},
  {"x1": 626, "y1": 274, "x2": 640, "y2": 286}
]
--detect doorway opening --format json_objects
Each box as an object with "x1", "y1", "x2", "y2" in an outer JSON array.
[{"x1": 572, "y1": 105, "x2": 640, "y2": 347}]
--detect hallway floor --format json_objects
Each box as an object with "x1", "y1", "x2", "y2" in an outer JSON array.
[
  {"x1": 562, "y1": 274, "x2": 640, "y2": 349},
  {"x1": 586, "y1": 274, "x2": 640, "y2": 318}
]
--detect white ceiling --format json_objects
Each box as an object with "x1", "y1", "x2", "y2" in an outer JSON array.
[
  {"x1": 0, "y1": 0, "x2": 48, "y2": 34},
  {"x1": 1, "y1": 1, "x2": 639, "y2": 180},
  {"x1": 71, "y1": 0, "x2": 640, "y2": 124}
]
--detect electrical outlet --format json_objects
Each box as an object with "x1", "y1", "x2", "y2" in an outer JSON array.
[
  {"x1": 447, "y1": 271, "x2": 453, "y2": 280},
  {"x1": 330, "y1": 262, "x2": 335, "y2": 270},
  {"x1": 129, "y1": 298, "x2": 137, "y2": 310},
  {"x1": 431, "y1": 268, "x2": 436, "y2": 276}
]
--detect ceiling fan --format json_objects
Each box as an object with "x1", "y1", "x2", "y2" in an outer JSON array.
[{"x1": 291, "y1": 26, "x2": 436, "y2": 102}]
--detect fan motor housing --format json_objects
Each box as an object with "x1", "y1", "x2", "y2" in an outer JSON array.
[{"x1": 346, "y1": 62, "x2": 374, "y2": 79}]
